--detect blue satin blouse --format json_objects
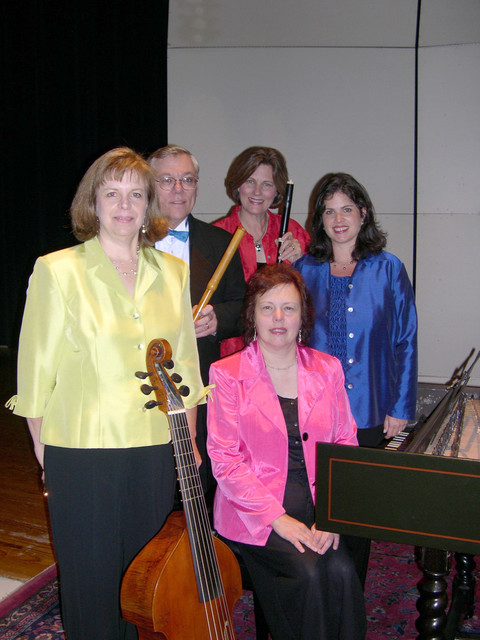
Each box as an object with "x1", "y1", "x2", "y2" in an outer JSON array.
[{"x1": 295, "y1": 251, "x2": 418, "y2": 430}]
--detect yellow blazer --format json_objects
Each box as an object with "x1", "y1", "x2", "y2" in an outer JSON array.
[{"x1": 9, "y1": 237, "x2": 205, "y2": 449}]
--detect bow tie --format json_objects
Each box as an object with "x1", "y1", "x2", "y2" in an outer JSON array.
[{"x1": 168, "y1": 229, "x2": 189, "y2": 242}]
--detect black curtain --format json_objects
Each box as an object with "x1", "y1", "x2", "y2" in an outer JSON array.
[{"x1": 1, "y1": 0, "x2": 169, "y2": 347}]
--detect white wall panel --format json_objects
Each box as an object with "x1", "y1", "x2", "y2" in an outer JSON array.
[
  {"x1": 417, "y1": 43, "x2": 480, "y2": 385},
  {"x1": 167, "y1": 2, "x2": 480, "y2": 384},
  {"x1": 377, "y1": 214, "x2": 415, "y2": 282},
  {"x1": 420, "y1": 0, "x2": 480, "y2": 46},
  {"x1": 168, "y1": 47, "x2": 414, "y2": 230},
  {"x1": 416, "y1": 213, "x2": 480, "y2": 385},
  {"x1": 168, "y1": 0, "x2": 418, "y2": 48},
  {"x1": 418, "y1": 44, "x2": 480, "y2": 214}
]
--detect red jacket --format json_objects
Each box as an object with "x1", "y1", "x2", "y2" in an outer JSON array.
[
  {"x1": 214, "y1": 207, "x2": 310, "y2": 354},
  {"x1": 214, "y1": 206, "x2": 310, "y2": 282}
]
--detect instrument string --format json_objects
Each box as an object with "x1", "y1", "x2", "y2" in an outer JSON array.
[
  {"x1": 128, "y1": 343, "x2": 238, "y2": 639},
  {"x1": 430, "y1": 393, "x2": 467, "y2": 457},
  {"x1": 170, "y1": 409, "x2": 235, "y2": 638},
  {"x1": 173, "y1": 411, "x2": 233, "y2": 639}
]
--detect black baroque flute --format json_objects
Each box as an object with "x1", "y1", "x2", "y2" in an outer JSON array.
[{"x1": 277, "y1": 181, "x2": 294, "y2": 262}]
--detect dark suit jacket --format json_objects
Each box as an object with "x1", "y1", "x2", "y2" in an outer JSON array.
[
  {"x1": 188, "y1": 214, "x2": 245, "y2": 386},
  {"x1": 187, "y1": 214, "x2": 245, "y2": 503}
]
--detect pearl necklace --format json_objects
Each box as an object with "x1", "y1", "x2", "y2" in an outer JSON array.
[{"x1": 110, "y1": 246, "x2": 140, "y2": 277}]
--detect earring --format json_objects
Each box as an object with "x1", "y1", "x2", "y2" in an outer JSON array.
[
  {"x1": 253, "y1": 327, "x2": 257, "y2": 341},
  {"x1": 141, "y1": 223, "x2": 146, "y2": 234},
  {"x1": 297, "y1": 329, "x2": 302, "y2": 344}
]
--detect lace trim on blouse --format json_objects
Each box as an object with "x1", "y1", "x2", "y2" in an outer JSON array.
[{"x1": 328, "y1": 274, "x2": 350, "y2": 371}]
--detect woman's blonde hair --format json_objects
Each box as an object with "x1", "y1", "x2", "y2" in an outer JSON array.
[{"x1": 70, "y1": 147, "x2": 168, "y2": 246}]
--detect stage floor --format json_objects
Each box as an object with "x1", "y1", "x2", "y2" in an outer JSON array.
[{"x1": 0, "y1": 348, "x2": 55, "y2": 584}]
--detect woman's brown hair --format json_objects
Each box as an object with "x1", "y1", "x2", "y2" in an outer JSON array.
[
  {"x1": 225, "y1": 146, "x2": 289, "y2": 209},
  {"x1": 309, "y1": 172, "x2": 386, "y2": 261}
]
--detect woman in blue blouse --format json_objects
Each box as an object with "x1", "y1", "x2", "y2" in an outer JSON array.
[{"x1": 295, "y1": 173, "x2": 417, "y2": 583}]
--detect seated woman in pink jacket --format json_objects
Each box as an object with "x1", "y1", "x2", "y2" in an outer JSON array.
[{"x1": 207, "y1": 264, "x2": 366, "y2": 640}]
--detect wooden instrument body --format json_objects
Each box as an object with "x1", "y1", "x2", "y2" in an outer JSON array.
[
  {"x1": 121, "y1": 339, "x2": 242, "y2": 639},
  {"x1": 121, "y1": 511, "x2": 242, "y2": 639},
  {"x1": 316, "y1": 377, "x2": 480, "y2": 640}
]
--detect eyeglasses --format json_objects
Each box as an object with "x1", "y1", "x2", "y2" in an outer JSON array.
[{"x1": 155, "y1": 176, "x2": 198, "y2": 191}]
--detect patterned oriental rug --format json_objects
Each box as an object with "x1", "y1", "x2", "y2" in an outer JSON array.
[{"x1": 1, "y1": 541, "x2": 479, "y2": 639}]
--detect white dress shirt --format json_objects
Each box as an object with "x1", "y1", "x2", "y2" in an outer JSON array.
[{"x1": 155, "y1": 217, "x2": 190, "y2": 265}]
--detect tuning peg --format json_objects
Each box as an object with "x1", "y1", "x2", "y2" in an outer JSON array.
[
  {"x1": 178, "y1": 385, "x2": 190, "y2": 397},
  {"x1": 171, "y1": 373, "x2": 182, "y2": 384},
  {"x1": 135, "y1": 371, "x2": 152, "y2": 380},
  {"x1": 163, "y1": 360, "x2": 174, "y2": 369},
  {"x1": 144, "y1": 400, "x2": 163, "y2": 410},
  {"x1": 140, "y1": 384, "x2": 158, "y2": 396}
]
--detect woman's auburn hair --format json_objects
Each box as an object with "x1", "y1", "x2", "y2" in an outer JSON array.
[
  {"x1": 225, "y1": 146, "x2": 289, "y2": 209},
  {"x1": 70, "y1": 147, "x2": 168, "y2": 246},
  {"x1": 243, "y1": 263, "x2": 314, "y2": 346}
]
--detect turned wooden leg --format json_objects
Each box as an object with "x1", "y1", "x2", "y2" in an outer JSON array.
[
  {"x1": 453, "y1": 553, "x2": 476, "y2": 619},
  {"x1": 415, "y1": 547, "x2": 450, "y2": 640}
]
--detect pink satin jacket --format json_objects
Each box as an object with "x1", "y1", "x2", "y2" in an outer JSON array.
[{"x1": 207, "y1": 341, "x2": 358, "y2": 546}]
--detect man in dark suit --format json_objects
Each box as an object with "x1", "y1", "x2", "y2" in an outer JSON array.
[{"x1": 148, "y1": 145, "x2": 246, "y2": 507}]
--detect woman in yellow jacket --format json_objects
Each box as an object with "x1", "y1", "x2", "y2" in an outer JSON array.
[{"x1": 7, "y1": 148, "x2": 205, "y2": 640}]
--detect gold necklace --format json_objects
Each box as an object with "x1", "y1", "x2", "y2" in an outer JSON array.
[{"x1": 265, "y1": 360, "x2": 297, "y2": 371}]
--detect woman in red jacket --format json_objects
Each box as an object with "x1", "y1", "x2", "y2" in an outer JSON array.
[{"x1": 214, "y1": 146, "x2": 310, "y2": 355}]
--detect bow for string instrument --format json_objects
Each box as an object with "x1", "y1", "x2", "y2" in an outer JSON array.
[{"x1": 121, "y1": 339, "x2": 242, "y2": 639}]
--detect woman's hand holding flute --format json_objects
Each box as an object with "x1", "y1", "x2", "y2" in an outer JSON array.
[{"x1": 276, "y1": 181, "x2": 302, "y2": 263}]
